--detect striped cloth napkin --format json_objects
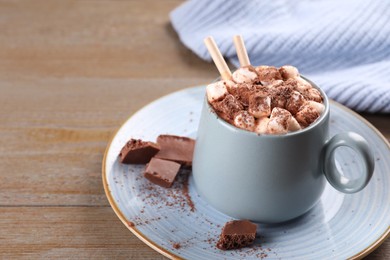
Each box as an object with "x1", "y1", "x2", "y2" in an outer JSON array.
[{"x1": 170, "y1": 0, "x2": 390, "y2": 113}]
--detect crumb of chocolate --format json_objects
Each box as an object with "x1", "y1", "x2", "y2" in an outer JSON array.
[
  {"x1": 172, "y1": 243, "x2": 181, "y2": 249},
  {"x1": 127, "y1": 221, "x2": 135, "y2": 227}
]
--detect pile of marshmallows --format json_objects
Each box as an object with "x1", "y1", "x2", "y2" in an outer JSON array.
[{"x1": 206, "y1": 65, "x2": 325, "y2": 135}]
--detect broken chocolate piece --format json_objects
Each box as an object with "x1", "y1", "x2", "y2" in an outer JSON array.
[
  {"x1": 144, "y1": 158, "x2": 181, "y2": 188},
  {"x1": 154, "y1": 135, "x2": 195, "y2": 166},
  {"x1": 119, "y1": 139, "x2": 160, "y2": 164},
  {"x1": 217, "y1": 220, "x2": 257, "y2": 250}
]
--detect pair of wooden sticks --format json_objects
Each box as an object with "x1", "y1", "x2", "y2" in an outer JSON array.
[{"x1": 204, "y1": 35, "x2": 250, "y2": 81}]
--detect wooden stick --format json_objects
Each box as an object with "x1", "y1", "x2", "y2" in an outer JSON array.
[
  {"x1": 233, "y1": 35, "x2": 251, "y2": 67},
  {"x1": 204, "y1": 36, "x2": 232, "y2": 80}
]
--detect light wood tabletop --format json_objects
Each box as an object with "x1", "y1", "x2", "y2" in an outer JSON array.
[{"x1": 0, "y1": 0, "x2": 389, "y2": 259}]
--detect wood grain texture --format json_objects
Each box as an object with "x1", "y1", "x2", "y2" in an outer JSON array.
[
  {"x1": 0, "y1": 79, "x2": 208, "y2": 206},
  {"x1": 0, "y1": 0, "x2": 388, "y2": 259},
  {"x1": 0, "y1": 207, "x2": 165, "y2": 259},
  {"x1": 0, "y1": 0, "x2": 219, "y2": 80}
]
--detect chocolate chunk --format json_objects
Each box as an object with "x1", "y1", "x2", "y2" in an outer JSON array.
[
  {"x1": 154, "y1": 135, "x2": 195, "y2": 166},
  {"x1": 216, "y1": 220, "x2": 257, "y2": 250},
  {"x1": 119, "y1": 139, "x2": 160, "y2": 164},
  {"x1": 144, "y1": 158, "x2": 181, "y2": 188}
]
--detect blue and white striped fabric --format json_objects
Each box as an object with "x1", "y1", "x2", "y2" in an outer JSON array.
[{"x1": 170, "y1": 0, "x2": 390, "y2": 113}]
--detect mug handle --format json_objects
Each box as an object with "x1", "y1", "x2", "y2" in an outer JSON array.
[{"x1": 322, "y1": 132, "x2": 375, "y2": 194}]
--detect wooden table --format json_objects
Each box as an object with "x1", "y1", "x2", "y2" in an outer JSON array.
[{"x1": 0, "y1": 1, "x2": 388, "y2": 259}]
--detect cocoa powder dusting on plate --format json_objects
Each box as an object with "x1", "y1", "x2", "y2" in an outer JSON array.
[
  {"x1": 182, "y1": 173, "x2": 195, "y2": 212},
  {"x1": 126, "y1": 167, "x2": 195, "y2": 226}
]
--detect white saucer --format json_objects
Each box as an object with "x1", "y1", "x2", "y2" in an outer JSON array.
[{"x1": 103, "y1": 86, "x2": 390, "y2": 259}]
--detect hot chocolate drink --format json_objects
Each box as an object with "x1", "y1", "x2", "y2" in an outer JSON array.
[{"x1": 206, "y1": 65, "x2": 324, "y2": 134}]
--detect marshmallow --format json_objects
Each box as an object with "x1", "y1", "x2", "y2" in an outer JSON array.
[
  {"x1": 270, "y1": 85, "x2": 294, "y2": 109},
  {"x1": 279, "y1": 65, "x2": 300, "y2": 80},
  {"x1": 295, "y1": 77, "x2": 312, "y2": 91},
  {"x1": 206, "y1": 81, "x2": 229, "y2": 103},
  {"x1": 234, "y1": 111, "x2": 256, "y2": 131},
  {"x1": 267, "y1": 80, "x2": 284, "y2": 88},
  {"x1": 254, "y1": 117, "x2": 270, "y2": 134},
  {"x1": 248, "y1": 94, "x2": 271, "y2": 118},
  {"x1": 255, "y1": 66, "x2": 282, "y2": 85},
  {"x1": 283, "y1": 78, "x2": 299, "y2": 90},
  {"x1": 214, "y1": 94, "x2": 243, "y2": 121},
  {"x1": 224, "y1": 80, "x2": 240, "y2": 94},
  {"x1": 306, "y1": 100, "x2": 325, "y2": 114},
  {"x1": 232, "y1": 67, "x2": 258, "y2": 84},
  {"x1": 233, "y1": 84, "x2": 257, "y2": 107},
  {"x1": 286, "y1": 91, "x2": 306, "y2": 115},
  {"x1": 253, "y1": 85, "x2": 271, "y2": 97},
  {"x1": 295, "y1": 103, "x2": 320, "y2": 127},
  {"x1": 267, "y1": 107, "x2": 292, "y2": 134},
  {"x1": 288, "y1": 116, "x2": 301, "y2": 132},
  {"x1": 306, "y1": 88, "x2": 323, "y2": 102},
  {"x1": 295, "y1": 77, "x2": 322, "y2": 102}
]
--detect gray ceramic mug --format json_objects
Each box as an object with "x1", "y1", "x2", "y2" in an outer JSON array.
[{"x1": 192, "y1": 78, "x2": 375, "y2": 223}]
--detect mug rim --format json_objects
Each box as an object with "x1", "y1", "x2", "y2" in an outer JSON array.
[{"x1": 206, "y1": 76, "x2": 330, "y2": 138}]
